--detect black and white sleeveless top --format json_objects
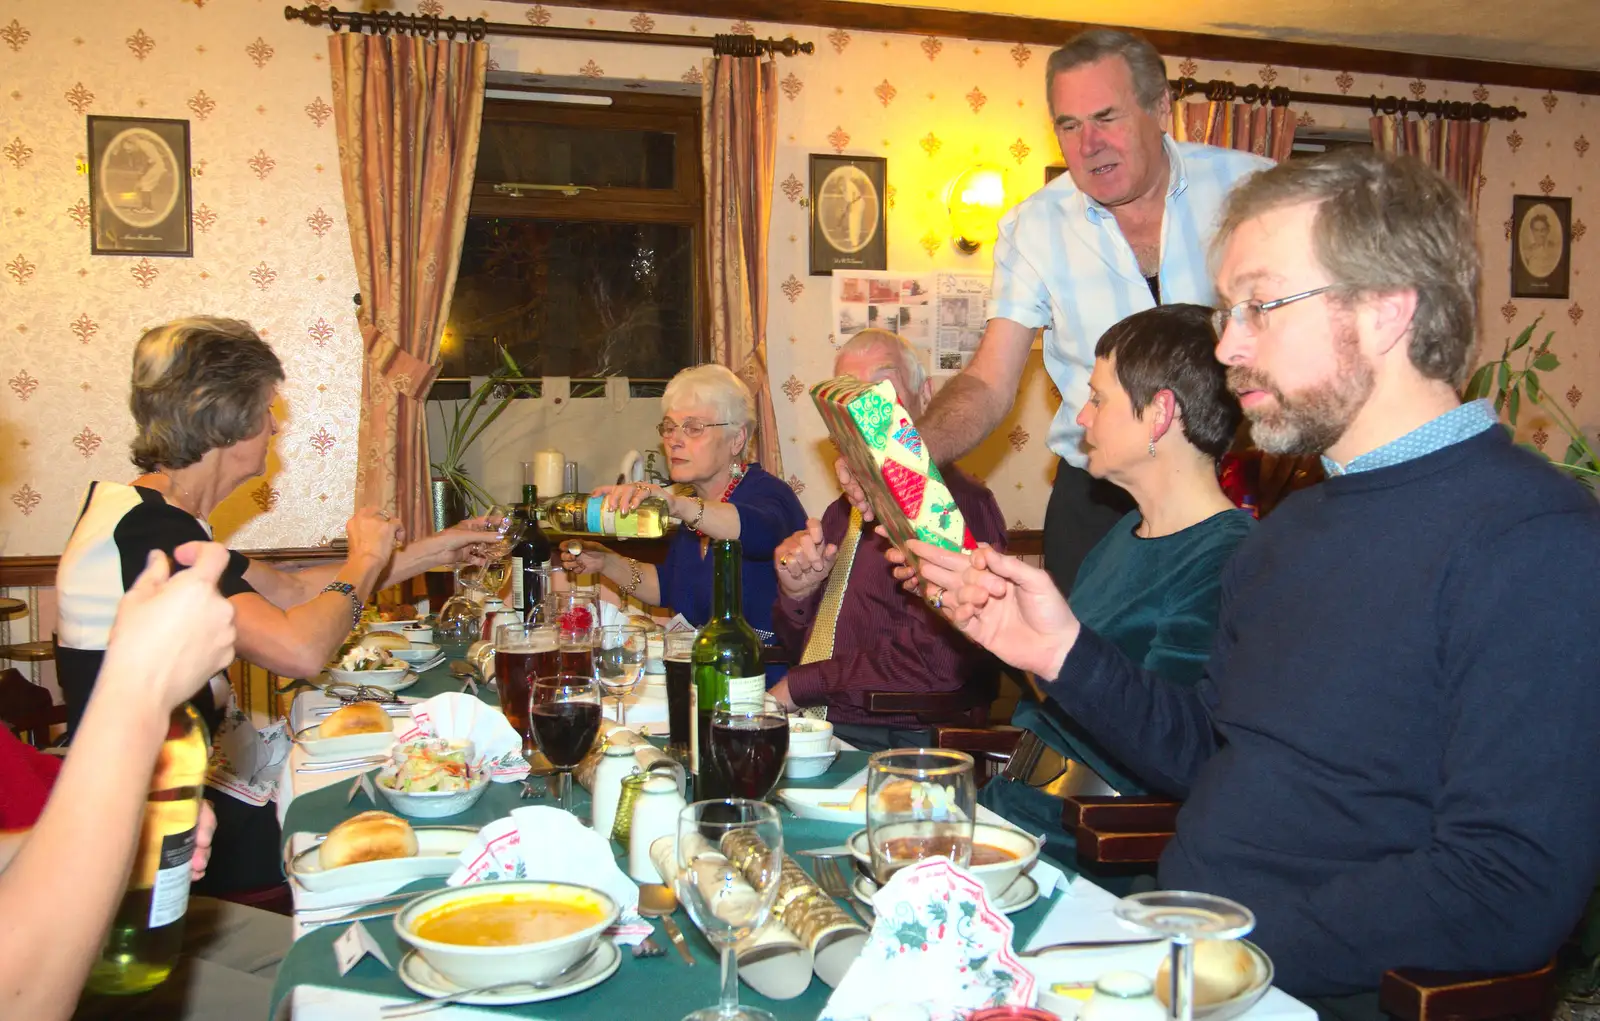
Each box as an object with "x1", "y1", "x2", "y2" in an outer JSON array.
[{"x1": 55, "y1": 481, "x2": 255, "y2": 735}]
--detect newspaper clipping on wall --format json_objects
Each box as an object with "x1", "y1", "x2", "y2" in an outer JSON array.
[{"x1": 831, "y1": 270, "x2": 991, "y2": 377}]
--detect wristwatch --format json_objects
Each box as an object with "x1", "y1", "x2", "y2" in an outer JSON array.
[{"x1": 321, "y1": 581, "x2": 362, "y2": 630}]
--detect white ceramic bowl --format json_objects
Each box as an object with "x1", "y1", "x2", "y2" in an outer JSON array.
[
  {"x1": 389, "y1": 643, "x2": 441, "y2": 665},
  {"x1": 328, "y1": 665, "x2": 411, "y2": 688},
  {"x1": 395, "y1": 880, "x2": 619, "y2": 988},
  {"x1": 785, "y1": 750, "x2": 838, "y2": 780},
  {"x1": 376, "y1": 765, "x2": 491, "y2": 819},
  {"x1": 848, "y1": 821, "x2": 1040, "y2": 901},
  {"x1": 787, "y1": 717, "x2": 834, "y2": 755},
  {"x1": 401, "y1": 623, "x2": 434, "y2": 644}
]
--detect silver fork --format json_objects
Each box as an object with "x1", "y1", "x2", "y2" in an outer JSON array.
[{"x1": 810, "y1": 854, "x2": 873, "y2": 928}]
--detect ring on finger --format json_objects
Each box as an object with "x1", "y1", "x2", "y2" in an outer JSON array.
[
  {"x1": 928, "y1": 587, "x2": 944, "y2": 610},
  {"x1": 779, "y1": 556, "x2": 789, "y2": 567}
]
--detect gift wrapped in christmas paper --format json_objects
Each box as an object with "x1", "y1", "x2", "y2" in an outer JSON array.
[{"x1": 810, "y1": 376, "x2": 977, "y2": 563}]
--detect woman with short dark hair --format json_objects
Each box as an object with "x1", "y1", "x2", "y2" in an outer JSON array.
[
  {"x1": 975, "y1": 304, "x2": 1251, "y2": 863},
  {"x1": 55, "y1": 316, "x2": 487, "y2": 892}
]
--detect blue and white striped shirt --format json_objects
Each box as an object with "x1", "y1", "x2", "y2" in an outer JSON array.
[{"x1": 988, "y1": 137, "x2": 1271, "y2": 463}]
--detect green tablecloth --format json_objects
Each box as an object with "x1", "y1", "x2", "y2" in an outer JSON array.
[{"x1": 272, "y1": 669, "x2": 1070, "y2": 1019}]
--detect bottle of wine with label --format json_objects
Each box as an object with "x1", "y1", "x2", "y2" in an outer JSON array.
[
  {"x1": 544, "y1": 492, "x2": 671, "y2": 538},
  {"x1": 87, "y1": 702, "x2": 210, "y2": 995},
  {"x1": 691, "y1": 539, "x2": 765, "y2": 799},
  {"x1": 509, "y1": 481, "x2": 551, "y2": 616}
]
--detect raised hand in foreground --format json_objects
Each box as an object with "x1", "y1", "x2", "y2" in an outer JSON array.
[{"x1": 888, "y1": 540, "x2": 1081, "y2": 682}]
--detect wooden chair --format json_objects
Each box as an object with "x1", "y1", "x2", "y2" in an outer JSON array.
[
  {"x1": 0, "y1": 667, "x2": 68, "y2": 749},
  {"x1": 761, "y1": 647, "x2": 993, "y2": 728},
  {"x1": 935, "y1": 726, "x2": 1556, "y2": 1019}
]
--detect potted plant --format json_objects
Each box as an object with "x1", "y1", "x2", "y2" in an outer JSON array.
[
  {"x1": 1463, "y1": 315, "x2": 1600, "y2": 486},
  {"x1": 429, "y1": 346, "x2": 535, "y2": 527}
]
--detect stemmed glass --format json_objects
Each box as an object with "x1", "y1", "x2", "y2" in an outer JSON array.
[
  {"x1": 454, "y1": 505, "x2": 525, "y2": 599},
  {"x1": 594, "y1": 624, "x2": 648, "y2": 727},
  {"x1": 1113, "y1": 890, "x2": 1256, "y2": 1021},
  {"x1": 864, "y1": 748, "x2": 977, "y2": 885},
  {"x1": 676, "y1": 800, "x2": 784, "y2": 1021},
  {"x1": 529, "y1": 673, "x2": 603, "y2": 820},
  {"x1": 710, "y1": 704, "x2": 789, "y2": 800}
]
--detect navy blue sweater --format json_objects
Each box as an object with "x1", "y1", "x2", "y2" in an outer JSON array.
[{"x1": 1051, "y1": 426, "x2": 1600, "y2": 996}]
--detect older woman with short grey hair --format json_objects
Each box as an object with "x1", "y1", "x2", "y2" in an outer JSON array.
[
  {"x1": 561, "y1": 364, "x2": 806, "y2": 658},
  {"x1": 54, "y1": 315, "x2": 488, "y2": 893}
]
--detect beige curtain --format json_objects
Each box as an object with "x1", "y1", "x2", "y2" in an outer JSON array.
[
  {"x1": 1171, "y1": 100, "x2": 1296, "y2": 162},
  {"x1": 1370, "y1": 115, "x2": 1487, "y2": 214},
  {"x1": 329, "y1": 32, "x2": 487, "y2": 538},
  {"x1": 701, "y1": 54, "x2": 783, "y2": 477}
]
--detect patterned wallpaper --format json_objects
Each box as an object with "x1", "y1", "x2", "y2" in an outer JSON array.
[{"x1": 2, "y1": 0, "x2": 1595, "y2": 557}]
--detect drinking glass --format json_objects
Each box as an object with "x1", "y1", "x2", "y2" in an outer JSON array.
[
  {"x1": 710, "y1": 706, "x2": 789, "y2": 800},
  {"x1": 530, "y1": 673, "x2": 603, "y2": 819},
  {"x1": 494, "y1": 623, "x2": 558, "y2": 760},
  {"x1": 676, "y1": 800, "x2": 783, "y2": 1021},
  {"x1": 1113, "y1": 890, "x2": 1255, "y2": 1021},
  {"x1": 594, "y1": 624, "x2": 648, "y2": 727},
  {"x1": 662, "y1": 630, "x2": 697, "y2": 760},
  {"x1": 864, "y1": 748, "x2": 977, "y2": 885},
  {"x1": 455, "y1": 504, "x2": 526, "y2": 597}
]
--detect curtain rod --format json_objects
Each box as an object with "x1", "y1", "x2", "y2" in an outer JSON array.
[
  {"x1": 282, "y1": 5, "x2": 813, "y2": 56},
  {"x1": 1173, "y1": 77, "x2": 1525, "y2": 121}
]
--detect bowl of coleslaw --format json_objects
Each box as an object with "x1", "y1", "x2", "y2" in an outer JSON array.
[{"x1": 375, "y1": 738, "x2": 491, "y2": 819}]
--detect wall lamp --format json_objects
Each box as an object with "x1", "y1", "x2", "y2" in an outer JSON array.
[{"x1": 946, "y1": 165, "x2": 1008, "y2": 254}]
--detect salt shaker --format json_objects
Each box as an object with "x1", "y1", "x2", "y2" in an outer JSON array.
[
  {"x1": 627, "y1": 774, "x2": 687, "y2": 883},
  {"x1": 590, "y1": 742, "x2": 639, "y2": 838}
]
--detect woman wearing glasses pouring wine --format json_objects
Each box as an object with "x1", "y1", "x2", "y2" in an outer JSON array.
[{"x1": 561, "y1": 365, "x2": 807, "y2": 679}]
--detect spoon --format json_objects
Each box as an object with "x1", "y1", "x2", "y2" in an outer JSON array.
[
  {"x1": 378, "y1": 944, "x2": 600, "y2": 1017},
  {"x1": 637, "y1": 884, "x2": 695, "y2": 966},
  {"x1": 561, "y1": 539, "x2": 584, "y2": 572}
]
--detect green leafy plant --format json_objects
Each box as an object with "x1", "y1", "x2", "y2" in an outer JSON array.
[
  {"x1": 429, "y1": 346, "x2": 535, "y2": 513},
  {"x1": 1463, "y1": 315, "x2": 1600, "y2": 487}
]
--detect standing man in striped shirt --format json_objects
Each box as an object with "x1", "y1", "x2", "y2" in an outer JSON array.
[{"x1": 844, "y1": 30, "x2": 1270, "y2": 593}]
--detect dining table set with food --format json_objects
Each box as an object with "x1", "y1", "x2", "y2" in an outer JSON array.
[{"x1": 266, "y1": 607, "x2": 1318, "y2": 1021}]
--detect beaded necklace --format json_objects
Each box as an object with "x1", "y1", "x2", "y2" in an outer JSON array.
[{"x1": 696, "y1": 463, "x2": 748, "y2": 557}]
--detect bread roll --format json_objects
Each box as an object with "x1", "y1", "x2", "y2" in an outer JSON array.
[
  {"x1": 1155, "y1": 939, "x2": 1255, "y2": 1007},
  {"x1": 318, "y1": 810, "x2": 418, "y2": 869},
  {"x1": 320, "y1": 701, "x2": 395, "y2": 738},
  {"x1": 360, "y1": 631, "x2": 412, "y2": 653},
  {"x1": 848, "y1": 786, "x2": 868, "y2": 813}
]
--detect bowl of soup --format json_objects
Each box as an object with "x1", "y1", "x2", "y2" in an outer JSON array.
[
  {"x1": 395, "y1": 880, "x2": 619, "y2": 988},
  {"x1": 847, "y1": 822, "x2": 1040, "y2": 901}
]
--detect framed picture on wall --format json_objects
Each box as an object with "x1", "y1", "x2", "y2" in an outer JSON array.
[
  {"x1": 87, "y1": 115, "x2": 194, "y2": 257},
  {"x1": 809, "y1": 154, "x2": 887, "y2": 276},
  {"x1": 1045, "y1": 164, "x2": 1068, "y2": 185},
  {"x1": 1510, "y1": 194, "x2": 1570, "y2": 299}
]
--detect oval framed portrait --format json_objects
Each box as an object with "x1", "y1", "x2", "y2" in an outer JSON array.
[
  {"x1": 1510, "y1": 194, "x2": 1570, "y2": 299},
  {"x1": 809, "y1": 154, "x2": 887, "y2": 276},
  {"x1": 87, "y1": 116, "x2": 193, "y2": 257}
]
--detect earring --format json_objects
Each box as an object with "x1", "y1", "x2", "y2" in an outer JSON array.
[
  {"x1": 1148, "y1": 437, "x2": 1157, "y2": 458},
  {"x1": 729, "y1": 461, "x2": 747, "y2": 482}
]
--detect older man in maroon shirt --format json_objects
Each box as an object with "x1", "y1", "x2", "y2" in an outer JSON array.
[{"x1": 768, "y1": 330, "x2": 1007, "y2": 751}]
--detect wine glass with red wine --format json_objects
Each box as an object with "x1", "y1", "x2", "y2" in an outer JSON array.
[
  {"x1": 530, "y1": 673, "x2": 603, "y2": 820},
  {"x1": 710, "y1": 706, "x2": 790, "y2": 800}
]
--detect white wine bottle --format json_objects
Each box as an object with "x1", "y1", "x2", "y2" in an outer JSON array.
[
  {"x1": 87, "y1": 702, "x2": 210, "y2": 995},
  {"x1": 545, "y1": 492, "x2": 671, "y2": 538}
]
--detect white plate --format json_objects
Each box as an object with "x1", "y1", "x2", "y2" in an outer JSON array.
[
  {"x1": 365, "y1": 619, "x2": 419, "y2": 634},
  {"x1": 784, "y1": 751, "x2": 838, "y2": 780},
  {"x1": 396, "y1": 941, "x2": 621, "y2": 1006},
  {"x1": 388, "y1": 644, "x2": 441, "y2": 665},
  {"x1": 326, "y1": 666, "x2": 416, "y2": 690},
  {"x1": 775, "y1": 787, "x2": 861, "y2": 824},
  {"x1": 288, "y1": 825, "x2": 479, "y2": 892},
  {"x1": 292, "y1": 723, "x2": 396, "y2": 762},
  {"x1": 853, "y1": 872, "x2": 1040, "y2": 915}
]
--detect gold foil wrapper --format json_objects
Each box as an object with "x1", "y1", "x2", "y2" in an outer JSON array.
[{"x1": 718, "y1": 832, "x2": 867, "y2": 953}]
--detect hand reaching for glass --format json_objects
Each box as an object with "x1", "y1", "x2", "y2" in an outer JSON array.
[{"x1": 887, "y1": 539, "x2": 1082, "y2": 682}]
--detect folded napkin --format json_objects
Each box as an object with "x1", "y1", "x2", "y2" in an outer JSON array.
[
  {"x1": 576, "y1": 723, "x2": 686, "y2": 795},
  {"x1": 448, "y1": 806, "x2": 652, "y2": 945},
  {"x1": 395, "y1": 692, "x2": 530, "y2": 782},
  {"x1": 820, "y1": 856, "x2": 1036, "y2": 1021},
  {"x1": 207, "y1": 714, "x2": 288, "y2": 807}
]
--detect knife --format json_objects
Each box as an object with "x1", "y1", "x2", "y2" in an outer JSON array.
[
  {"x1": 795, "y1": 846, "x2": 853, "y2": 857},
  {"x1": 1020, "y1": 936, "x2": 1168, "y2": 956},
  {"x1": 658, "y1": 915, "x2": 695, "y2": 966}
]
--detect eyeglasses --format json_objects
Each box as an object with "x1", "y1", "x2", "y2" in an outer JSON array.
[
  {"x1": 657, "y1": 418, "x2": 731, "y2": 440},
  {"x1": 1211, "y1": 285, "x2": 1335, "y2": 337}
]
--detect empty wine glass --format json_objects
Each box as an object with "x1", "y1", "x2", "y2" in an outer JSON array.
[
  {"x1": 865, "y1": 748, "x2": 977, "y2": 885},
  {"x1": 530, "y1": 673, "x2": 603, "y2": 820},
  {"x1": 1113, "y1": 890, "x2": 1256, "y2": 1021},
  {"x1": 594, "y1": 624, "x2": 648, "y2": 727},
  {"x1": 676, "y1": 800, "x2": 783, "y2": 1021}
]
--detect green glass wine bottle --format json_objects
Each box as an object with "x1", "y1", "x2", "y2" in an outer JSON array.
[{"x1": 691, "y1": 539, "x2": 765, "y2": 800}]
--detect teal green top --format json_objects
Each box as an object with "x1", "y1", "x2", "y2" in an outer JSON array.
[{"x1": 1014, "y1": 508, "x2": 1253, "y2": 795}]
